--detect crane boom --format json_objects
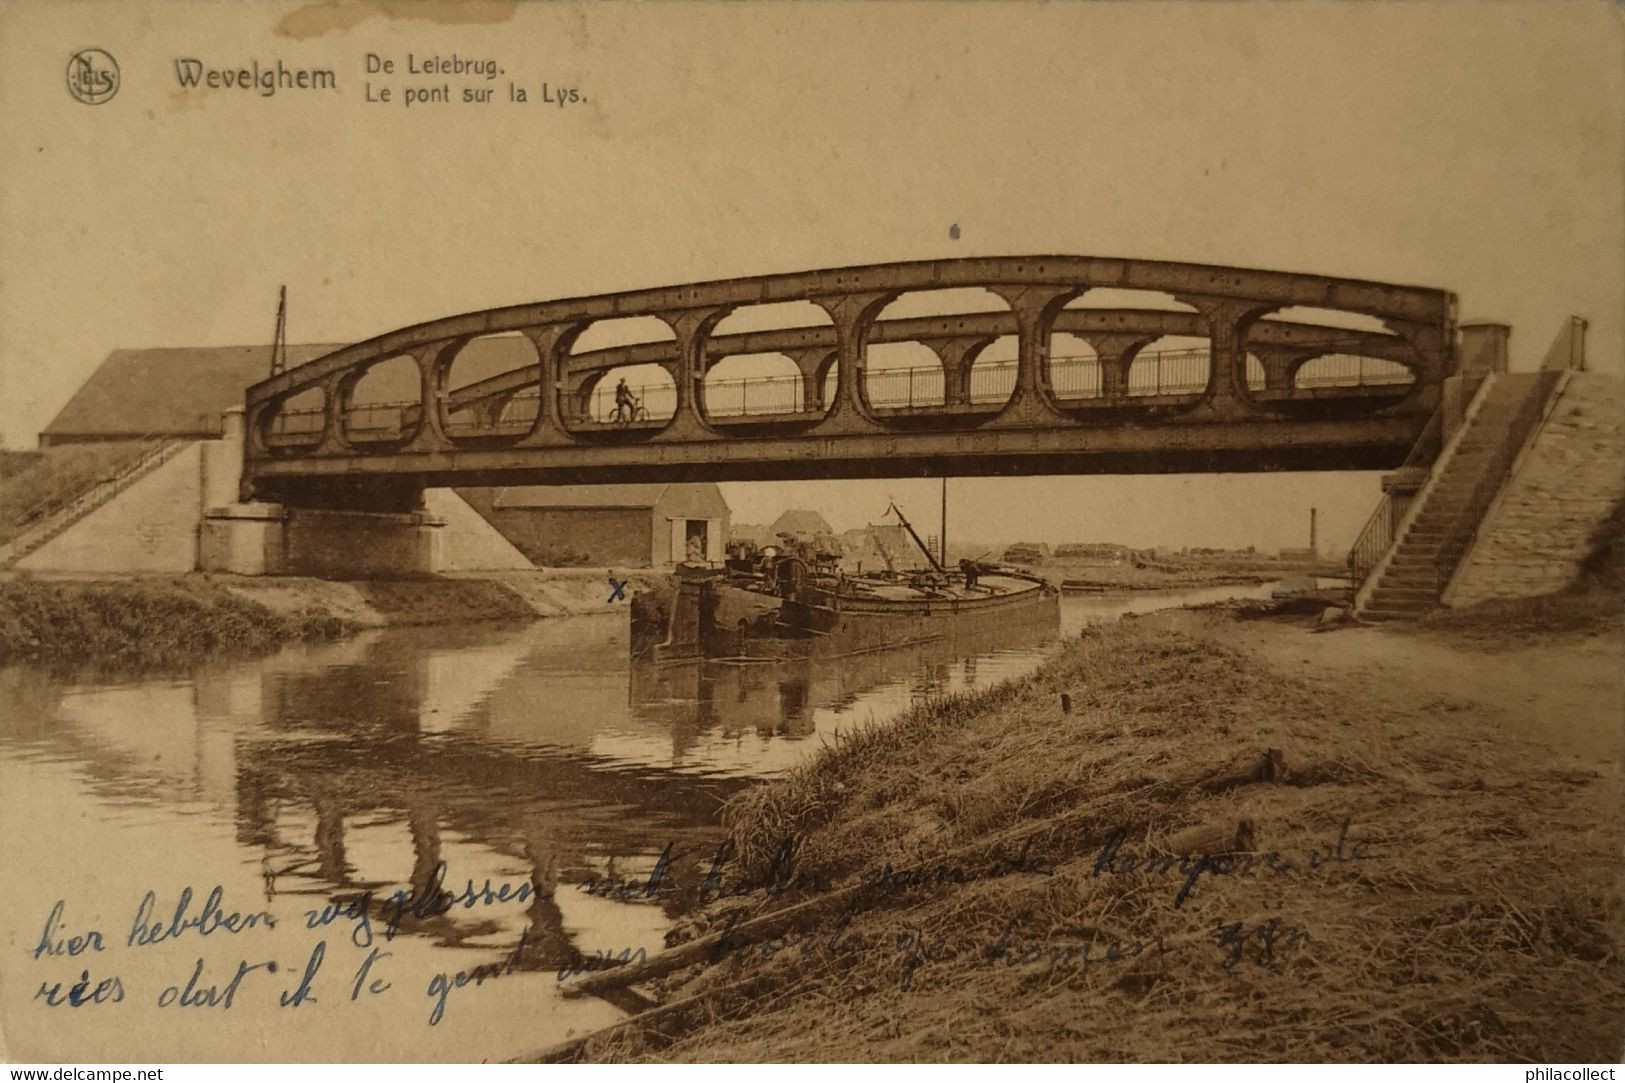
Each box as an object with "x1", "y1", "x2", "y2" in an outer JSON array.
[{"x1": 887, "y1": 502, "x2": 947, "y2": 576}]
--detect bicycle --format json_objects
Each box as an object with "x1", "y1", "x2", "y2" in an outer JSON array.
[{"x1": 604, "y1": 394, "x2": 650, "y2": 425}]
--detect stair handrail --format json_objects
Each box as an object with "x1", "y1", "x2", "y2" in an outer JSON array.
[
  {"x1": 1346, "y1": 408, "x2": 1443, "y2": 586},
  {"x1": 1, "y1": 434, "x2": 185, "y2": 564},
  {"x1": 1432, "y1": 369, "x2": 1564, "y2": 591},
  {"x1": 1399, "y1": 407, "x2": 1445, "y2": 471},
  {"x1": 10, "y1": 433, "x2": 176, "y2": 524},
  {"x1": 1346, "y1": 494, "x2": 1396, "y2": 587}
]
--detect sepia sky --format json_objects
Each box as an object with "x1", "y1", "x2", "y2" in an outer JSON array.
[{"x1": 1, "y1": 0, "x2": 1620, "y2": 552}]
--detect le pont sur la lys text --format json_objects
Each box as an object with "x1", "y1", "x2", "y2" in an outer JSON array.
[{"x1": 363, "y1": 52, "x2": 584, "y2": 108}]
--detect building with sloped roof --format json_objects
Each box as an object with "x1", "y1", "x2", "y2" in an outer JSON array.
[
  {"x1": 12, "y1": 341, "x2": 542, "y2": 574},
  {"x1": 40, "y1": 345, "x2": 339, "y2": 444},
  {"x1": 769, "y1": 509, "x2": 834, "y2": 538},
  {"x1": 838, "y1": 523, "x2": 930, "y2": 572},
  {"x1": 39, "y1": 338, "x2": 537, "y2": 445},
  {"x1": 466, "y1": 484, "x2": 731, "y2": 567}
]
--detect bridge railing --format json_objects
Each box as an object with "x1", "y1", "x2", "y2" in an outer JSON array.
[
  {"x1": 270, "y1": 410, "x2": 325, "y2": 436},
  {"x1": 263, "y1": 346, "x2": 1423, "y2": 442},
  {"x1": 1347, "y1": 488, "x2": 1401, "y2": 590},
  {"x1": 574, "y1": 348, "x2": 1408, "y2": 419},
  {"x1": 1346, "y1": 409, "x2": 1443, "y2": 587},
  {"x1": 585, "y1": 350, "x2": 1222, "y2": 420},
  {"x1": 1121, "y1": 349, "x2": 1210, "y2": 397},
  {"x1": 699, "y1": 373, "x2": 805, "y2": 417}
]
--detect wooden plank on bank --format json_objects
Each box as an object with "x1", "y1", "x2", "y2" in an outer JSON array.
[{"x1": 559, "y1": 748, "x2": 1286, "y2": 1004}]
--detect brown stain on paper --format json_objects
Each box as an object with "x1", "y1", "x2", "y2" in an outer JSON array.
[{"x1": 274, "y1": 0, "x2": 518, "y2": 40}]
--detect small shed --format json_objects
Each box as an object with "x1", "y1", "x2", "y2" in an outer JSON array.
[{"x1": 484, "y1": 484, "x2": 731, "y2": 567}]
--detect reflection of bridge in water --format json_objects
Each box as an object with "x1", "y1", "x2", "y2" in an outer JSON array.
[
  {"x1": 0, "y1": 609, "x2": 1059, "y2": 982},
  {"x1": 242, "y1": 256, "x2": 1456, "y2": 506},
  {"x1": 231, "y1": 613, "x2": 1057, "y2": 970}
]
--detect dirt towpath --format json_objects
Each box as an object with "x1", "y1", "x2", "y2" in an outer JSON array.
[{"x1": 1211, "y1": 613, "x2": 1622, "y2": 767}]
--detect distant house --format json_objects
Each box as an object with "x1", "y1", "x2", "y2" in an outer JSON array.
[
  {"x1": 729, "y1": 522, "x2": 773, "y2": 548},
  {"x1": 839, "y1": 523, "x2": 929, "y2": 571},
  {"x1": 1053, "y1": 542, "x2": 1132, "y2": 561},
  {"x1": 1001, "y1": 541, "x2": 1051, "y2": 565},
  {"x1": 770, "y1": 509, "x2": 834, "y2": 538},
  {"x1": 475, "y1": 484, "x2": 731, "y2": 567}
]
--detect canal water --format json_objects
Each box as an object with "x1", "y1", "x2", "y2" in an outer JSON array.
[{"x1": 0, "y1": 583, "x2": 1280, "y2": 1062}]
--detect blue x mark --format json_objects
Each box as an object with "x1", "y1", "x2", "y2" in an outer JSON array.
[{"x1": 607, "y1": 576, "x2": 627, "y2": 603}]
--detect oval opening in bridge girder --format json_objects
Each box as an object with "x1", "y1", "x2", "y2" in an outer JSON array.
[
  {"x1": 443, "y1": 332, "x2": 541, "y2": 438},
  {"x1": 569, "y1": 315, "x2": 677, "y2": 354},
  {"x1": 581, "y1": 364, "x2": 675, "y2": 425},
  {"x1": 710, "y1": 300, "x2": 833, "y2": 337},
  {"x1": 344, "y1": 354, "x2": 421, "y2": 445},
  {"x1": 874, "y1": 287, "x2": 1010, "y2": 321},
  {"x1": 1246, "y1": 353, "x2": 1267, "y2": 391},
  {"x1": 262, "y1": 385, "x2": 327, "y2": 452},
  {"x1": 1261, "y1": 306, "x2": 1396, "y2": 335},
  {"x1": 859, "y1": 290, "x2": 1012, "y2": 411},
  {"x1": 703, "y1": 352, "x2": 806, "y2": 418},
  {"x1": 1124, "y1": 336, "x2": 1211, "y2": 397},
  {"x1": 967, "y1": 335, "x2": 1020, "y2": 407},
  {"x1": 1063, "y1": 287, "x2": 1197, "y2": 313},
  {"x1": 1292, "y1": 353, "x2": 1416, "y2": 391},
  {"x1": 1048, "y1": 334, "x2": 1102, "y2": 399},
  {"x1": 865, "y1": 342, "x2": 946, "y2": 410},
  {"x1": 496, "y1": 392, "x2": 540, "y2": 427}
]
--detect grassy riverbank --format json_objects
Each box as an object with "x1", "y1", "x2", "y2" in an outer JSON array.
[
  {"x1": 561, "y1": 606, "x2": 1623, "y2": 1063},
  {"x1": 0, "y1": 576, "x2": 353, "y2": 672},
  {"x1": 0, "y1": 569, "x2": 657, "y2": 672}
]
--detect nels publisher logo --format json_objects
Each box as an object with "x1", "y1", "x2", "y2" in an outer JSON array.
[{"x1": 66, "y1": 48, "x2": 119, "y2": 104}]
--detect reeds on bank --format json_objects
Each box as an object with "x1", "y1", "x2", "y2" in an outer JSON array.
[
  {"x1": 0, "y1": 576, "x2": 349, "y2": 672},
  {"x1": 569, "y1": 615, "x2": 1623, "y2": 1063}
]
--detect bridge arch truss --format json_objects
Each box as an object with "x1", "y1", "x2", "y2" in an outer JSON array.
[{"x1": 243, "y1": 256, "x2": 1456, "y2": 496}]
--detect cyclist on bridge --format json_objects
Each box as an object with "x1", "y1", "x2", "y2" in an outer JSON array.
[{"x1": 614, "y1": 378, "x2": 635, "y2": 423}]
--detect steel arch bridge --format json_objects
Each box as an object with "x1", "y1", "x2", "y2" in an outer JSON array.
[{"x1": 241, "y1": 256, "x2": 1456, "y2": 507}]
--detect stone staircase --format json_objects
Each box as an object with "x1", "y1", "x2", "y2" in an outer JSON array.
[{"x1": 1358, "y1": 373, "x2": 1551, "y2": 620}]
